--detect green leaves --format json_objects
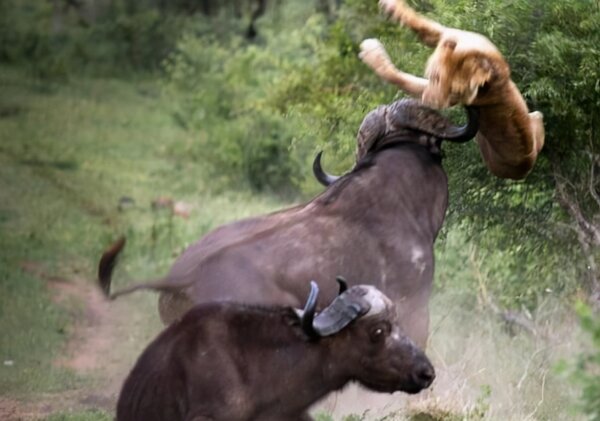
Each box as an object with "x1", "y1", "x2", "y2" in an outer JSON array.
[
  {"x1": 162, "y1": 0, "x2": 600, "y2": 304},
  {"x1": 567, "y1": 302, "x2": 600, "y2": 420}
]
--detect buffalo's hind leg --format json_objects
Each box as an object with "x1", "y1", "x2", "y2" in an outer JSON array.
[{"x1": 359, "y1": 38, "x2": 429, "y2": 98}]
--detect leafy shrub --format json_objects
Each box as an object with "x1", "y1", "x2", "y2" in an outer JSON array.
[
  {"x1": 165, "y1": 0, "x2": 595, "y2": 305},
  {"x1": 568, "y1": 303, "x2": 600, "y2": 420},
  {"x1": 0, "y1": 0, "x2": 188, "y2": 78},
  {"x1": 81, "y1": 7, "x2": 184, "y2": 73},
  {"x1": 163, "y1": 12, "x2": 326, "y2": 193}
]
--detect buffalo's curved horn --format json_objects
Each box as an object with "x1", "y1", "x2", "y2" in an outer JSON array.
[
  {"x1": 336, "y1": 276, "x2": 348, "y2": 295},
  {"x1": 384, "y1": 99, "x2": 479, "y2": 144},
  {"x1": 312, "y1": 288, "x2": 372, "y2": 336},
  {"x1": 300, "y1": 281, "x2": 320, "y2": 339},
  {"x1": 438, "y1": 106, "x2": 479, "y2": 143},
  {"x1": 313, "y1": 151, "x2": 341, "y2": 186}
]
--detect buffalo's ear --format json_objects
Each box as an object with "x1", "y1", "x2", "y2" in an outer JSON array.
[
  {"x1": 336, "y1": 276, "x2": 348, "y2": 295},
  {"x1": 465, "y1": 57, "x2": 493, "y2": 103}
]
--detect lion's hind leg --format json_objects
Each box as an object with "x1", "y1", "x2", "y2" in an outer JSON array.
[
  {"x1": 529, "y1": 111, "x2": 545, "y2": 155},
  {"x1": 379, "y1": 0, "x2": 445, "y2": 47}
]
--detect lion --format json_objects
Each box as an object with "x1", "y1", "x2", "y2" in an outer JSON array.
[{"x1": 359, "y1": 0, "x2": 545, "y2": 179}]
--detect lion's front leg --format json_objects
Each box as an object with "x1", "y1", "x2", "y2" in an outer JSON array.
[{"x1": 359, "y1": 38, "x2": 429, "y2": 98}]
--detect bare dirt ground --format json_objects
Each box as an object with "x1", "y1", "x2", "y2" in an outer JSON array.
[{"x1": 0, "y1": 262, "x2": 160, "y2": 421}]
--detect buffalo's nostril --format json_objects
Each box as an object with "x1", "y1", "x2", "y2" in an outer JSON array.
[{"x1": 415, "y1": 362, "x2": 436, "y2": 387}]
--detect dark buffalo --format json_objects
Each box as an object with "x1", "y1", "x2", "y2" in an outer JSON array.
[
  {"x1": 116, "y1": 281, "x2": 434, "y2": 421},
  {"x1": 99, "y1": 98, "x2": 477, "y2": 347}
]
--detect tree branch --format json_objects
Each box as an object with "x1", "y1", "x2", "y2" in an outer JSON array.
[
  {"x1": 469, "y1": 249, "x2": 539, "y2": 337},
  {"x1": 554, "y1": 170, "x2": 600, "y2": 246},
  {"x1": 552, "y1": 166, "x2": 600, "y2": 301},
  {"x1": 589, "y1": 154, "x2": 600, "y2": 209}
]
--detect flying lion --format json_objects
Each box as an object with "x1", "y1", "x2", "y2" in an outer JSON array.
[{"x1": 359, "y1": 0, "x2": 545, "y2": 179}]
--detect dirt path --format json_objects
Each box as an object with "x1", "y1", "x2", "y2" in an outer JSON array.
[{"x1": 1, "y1": 262, "x2": 159, "y2": 420}]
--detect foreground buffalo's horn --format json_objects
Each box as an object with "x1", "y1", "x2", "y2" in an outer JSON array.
[
  {"x1": 300, "y1": 281, "x2": 320, "y2": 339},
  {"x1": 313, "y1": 151, "x2": 341, "y2": 186},
  {"x1": 312, "y1": 286, "x2": 373, "y2": 337},
  {"x1": 299, "y1": 281, "x2": 373, "y2": 338},
  {"x1": 386, "y1": 99, "x2": 479, "y2": 143},
  {"x1": 336, "y1": 276, "x2": 348, "y2": 295}
]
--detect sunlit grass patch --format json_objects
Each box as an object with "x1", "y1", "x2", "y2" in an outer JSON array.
[{"x1": 43, "y1": 409, "x2": 112, "y2": 421}]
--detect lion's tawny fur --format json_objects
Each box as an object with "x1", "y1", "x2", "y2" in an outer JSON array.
[{"x1": 359, "y1": 0, "x2": 544, "y2": 179}]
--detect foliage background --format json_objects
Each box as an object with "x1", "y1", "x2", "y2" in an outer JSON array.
[{"x1": 0, "y1": 0, "x2": 598, "y2": 419}]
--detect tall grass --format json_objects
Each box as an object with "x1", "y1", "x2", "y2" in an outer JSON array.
[{"x1": 0, "y1": 65, "x2": 286, "y2": 399}]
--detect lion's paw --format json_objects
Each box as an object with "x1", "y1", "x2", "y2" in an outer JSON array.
[
  {"x1": 379, "y1": 0, "x2": 397, "y2": 14},
  {"x1": 530, "y1": 111, "x2": 544, "y2": 121},
  {"x1": 359, "y1": 38, "x2": 392, "y2": 71}
]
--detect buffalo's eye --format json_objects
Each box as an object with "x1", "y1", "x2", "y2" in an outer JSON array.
[{"x1": 370, "y1": 327, "x2": 386, "y2": 343}]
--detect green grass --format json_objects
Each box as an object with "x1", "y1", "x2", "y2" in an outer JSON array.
[
  {"x1": 0, "y1": 65, "x2": 284, "y2": 399},
  {"x1": 42, "y1": 410, "x2": 112, "y2": 421}
]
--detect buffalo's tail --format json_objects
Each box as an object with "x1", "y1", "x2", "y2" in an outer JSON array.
[
  {"x1": 98, "y1": 236, "x2": 126, "y2": 297},
  {"x1": 97, "y1": 237, "x2": 183, "y2": 300}
]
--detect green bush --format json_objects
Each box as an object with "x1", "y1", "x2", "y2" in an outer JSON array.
[
  {"x1": 163, "y1": 12, "x2": 326, "y2": 193},
  {"x1": 162, "y1": 0, "x2": 596, "y2": 306},
  {"x1": 0, "y1": 0, "x2": 189, "y2": 78},
  {"x1": 163, "y1": 0, "x2": 407, "y2": 193},
  {"x1": 570, "y1": 303, "x2": 600, "y2": 420},
  {"x1": 292, "y1": 0, "x2": 598, "y2": 309}
]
